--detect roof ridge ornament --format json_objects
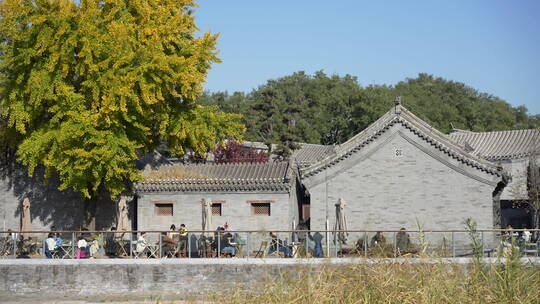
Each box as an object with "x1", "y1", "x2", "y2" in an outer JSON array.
[{"x1": 394, "y1": 95, "x2": 402, "y2": 115}]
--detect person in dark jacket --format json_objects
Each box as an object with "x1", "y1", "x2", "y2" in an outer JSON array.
[
  {"x1": 221, "y1": 233, "x2": 236, "y2": 257},
  {"x1": 269, "y1": 232, "x2": 292, "y2": 257},
  {"x1": 370, "y1": 231, "x2": 386, "y2": 248},
  {"x1": 396, "y1": 228, "x2": 411, "y2": 254}
]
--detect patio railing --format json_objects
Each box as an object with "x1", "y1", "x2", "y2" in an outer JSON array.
[{"x1": 0, "y1": 229, "x2": 538, "y2": 259}]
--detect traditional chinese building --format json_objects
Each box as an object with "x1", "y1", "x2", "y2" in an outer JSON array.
[
  {"x1": 2, "y1": 100, "x2": 538, "y2": 243},
  {"x1": 448, "y1": 128, "x2": 540, "y2": 228},
  {"x1": 134, "y1": 162, "x2": 296, "y2": 232},
  {"x1": 298, "y1": 100, "x2": 510, "y2": 238}
]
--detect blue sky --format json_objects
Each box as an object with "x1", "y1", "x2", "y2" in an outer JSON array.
[{"x1": 196, "y1": 1, "x2": 540, "y2": 114}]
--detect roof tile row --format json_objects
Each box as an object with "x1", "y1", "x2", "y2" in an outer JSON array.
[
  {"x1": 135, "y1": 161, "x2": 292, "y2": 192},
  {"x1": 449, "y1": 129, "x2": 540, "y2": 160}
]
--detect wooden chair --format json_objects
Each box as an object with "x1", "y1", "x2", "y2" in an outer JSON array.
[
  {"x1": 254, "y1": 240, "x2": 284, "y2": 258},
  {"x1": 0, "y1": 240, "x2": 12, "y2": 257},
  {"x1": 254, "y1": 241, "x2": 268, "y2": 258},
  {"x1": 524, "y1": 242, "x2": 539, "y2": 257},
  {"x1": 235, "y1": 239, "x2": 247, "y2": 257}
]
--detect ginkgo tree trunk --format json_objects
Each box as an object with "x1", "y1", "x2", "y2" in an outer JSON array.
[{"x1": 0, "y1": 0, "x2": 244, "y2": 227}]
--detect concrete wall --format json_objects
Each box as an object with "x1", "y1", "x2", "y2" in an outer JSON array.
[
  {"x1": 137, "y1": 191, "x2": 292, "y2": 232},
  {"x1": 304, "y1": 125, "x2": 502, "y2": 247},
  {"x1": 1, "y1": 259, "x2": 538, "y2": 296}
]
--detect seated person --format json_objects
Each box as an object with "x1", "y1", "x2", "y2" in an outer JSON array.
[
  {"x1": 104, "y1": 227, "x2": 118, "y2": 257},
  {"x1": 53, "y1": 233, "x2": 65, "y2": 258},
  {"x1": 5, "y1": 230, "x2": 17, "y2": 251},
  {"x1": 76, "y1": 236, "x2": 89, "y2": 259},
  {"x1": 395, "y1": 228, "x2": 413, "y2": 254},
  {"x1": 221, "y1": 233, "x2": 236, "y2": 257},
  {"x1": 178, "y1": 224, "x2": 188, "y2": 252},
  {"x1": 355, "y1": 238, "x2": 366, "y2": 252},
  {"x1": 160, "y1": 232, "x2": 176, "y2": 257},
  {"x1": 370, "y1": 231, "x2": 386, "y2": 248},
  {"x1": 88, "y1": 236, "x2": 101, "y2": 257},
  {"x1": 211, "y1": 227, "x2": 226, "y2": 252},
  {"x1": 45, "y1": 233, "x2": 57, "y2": 258},
  {"x1": 136, "y1": 232, "x2": 149, "y2": 256},
  {"x1": 269, "y1": 232, "x2": 292, "y2": 257}
]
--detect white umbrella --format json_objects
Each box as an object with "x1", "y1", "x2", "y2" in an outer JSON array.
[
  {"x1": 19, "y1": 197, "x2": 32, "y2": 239},
  {"x1": 116, "y1": 197, "x2": 129, "y2": 232},
  {"x1": 333, "y1": 198, "x2": 348, "y2": 244},
  {"x1": 202, "y1": 198, "x2": 212, "y2": 234}
]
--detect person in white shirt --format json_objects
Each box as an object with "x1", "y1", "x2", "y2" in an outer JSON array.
[
  {"x1": 136, "y1": 232, "x2": 149, "y2": 256},
  {"x1": 45, "y1": 233, "x2": 57, "y2": 258},
  {"x1": 76, "y1": 236, "x2": 88, "y2": 259}
]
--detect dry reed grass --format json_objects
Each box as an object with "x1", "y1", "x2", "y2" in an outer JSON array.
[
  {"x1": 206, "y1": 258, "x2": 539, "y2": 304},
  {"x1": 144, "y1": 167, "x2": 207, "y2": 181}
]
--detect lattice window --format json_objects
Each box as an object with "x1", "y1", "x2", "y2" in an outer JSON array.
[
  {"x1": 211, "y1": 203, "x2": 222, "y2": 216},
  {"x1": 251, "y1": 203, "x2": 271, "y2": 216},
  {"x1": 154, "y1": 203, "x2": 173, "y2": 216}
]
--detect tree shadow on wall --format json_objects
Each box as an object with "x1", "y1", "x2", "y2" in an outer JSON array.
[{"x1": 0, "y1": 155, "x2": 117, "y2": 230}]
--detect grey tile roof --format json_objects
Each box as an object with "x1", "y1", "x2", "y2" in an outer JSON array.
[
  {"x1": 293, "y1": 143, "x2": 336, "y2": 168},
  {"x1": 240, "y1": 141, "x2": 272, "y2": 150},
  {"x1": 135, "y1": 161, "x2": 292, "y2": 192},
  {"x1": 448, "y1": 129, "x2": 540, "y2": 160},
  {"x1": 300, "y1": 104, "x2": 506, "y2": 179}
]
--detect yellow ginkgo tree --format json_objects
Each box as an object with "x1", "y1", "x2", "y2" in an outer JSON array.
[{"x1": 0, "y1": 0, "x2": 244, "y2": 200}]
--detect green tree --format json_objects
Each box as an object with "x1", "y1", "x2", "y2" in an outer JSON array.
[
  {"x1": 201, "y1": 72, "x2": 540, "y2": 149},
  {"x1": 240, "y1": 71, "x2": 362, "y2": 147},
  {"x1": 0, "y1": 0, "x2": 244, "y2": 202}
]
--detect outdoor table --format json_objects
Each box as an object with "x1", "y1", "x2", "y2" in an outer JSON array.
[
  {"x1": 61, "y1": 242, "x2": 74, "y2": 259},
  {"x1": 147, "y1": 245, "x2": 159, "y2": 258},
  {"x1": 133, "y1": 243, "x2": 158, "y2": 259}
]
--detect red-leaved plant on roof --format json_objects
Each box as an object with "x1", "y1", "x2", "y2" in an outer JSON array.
[{"x1": 212, "y1": 141, "x2": 269, "y2": 164}]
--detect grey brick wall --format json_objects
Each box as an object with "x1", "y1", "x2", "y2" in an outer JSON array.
[
  {"x1": 137, "y1": 191, "x2": 293, "y2": 233},
  {"x1": 304, "y1": 125, "x2": 503, "y2": 247},
  {"x1": 499, "y1": 158, "x2": 529, "y2": 200},
  {"x1": 0, "y1": 165, "x2": 121, "y2": 235}
]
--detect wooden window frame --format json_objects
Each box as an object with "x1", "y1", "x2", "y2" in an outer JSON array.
[
  {"x1": 249, "y1": 201, "x2": 272, "y2": 216},
  {"x1": 199, "y1": 200, "x2": 225, "y2": 216},
  {"x1": 211, "y1": 203, "x2": 222, "y2": 216},
  {"x1": 153, "y1": 201, "x2": 174, "y2": 216}
]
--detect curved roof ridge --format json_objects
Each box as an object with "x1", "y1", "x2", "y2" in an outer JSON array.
[
  {"x1": 335, "y1": 110, "x2": 396, "y2": 155},
  {"x1": 399, "y1": 107, "x2": 500, "y2": 170},
  {"x1": 301, "y1": 104, "x2": 504, "y2": 179}
]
